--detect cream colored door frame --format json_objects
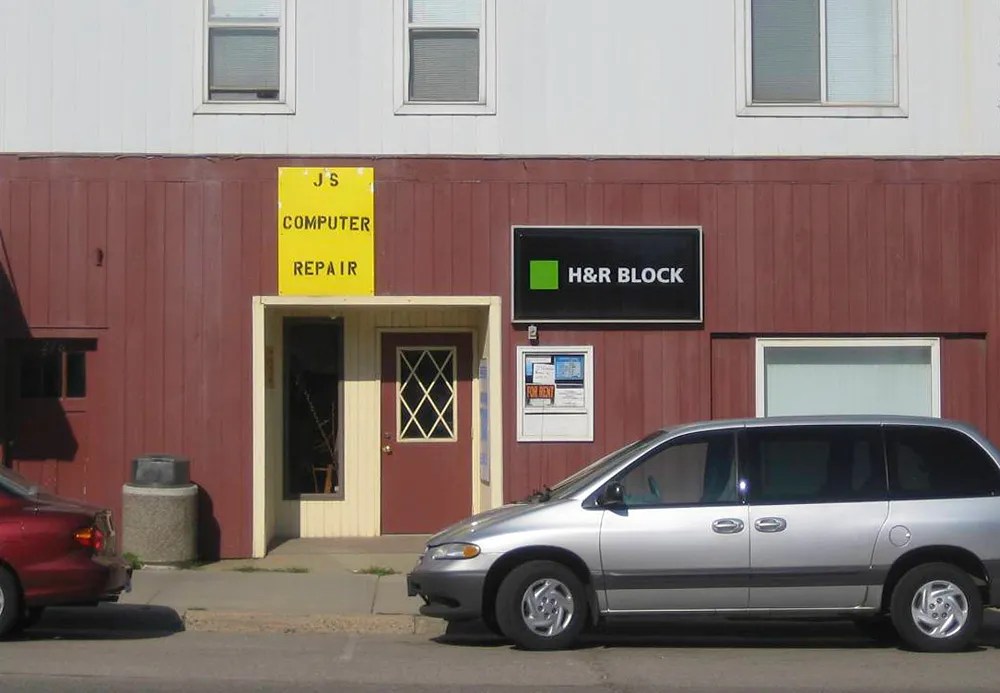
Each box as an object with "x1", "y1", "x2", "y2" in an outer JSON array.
[{"x1": 251, "y1": 296, "x2": 503, "y2": 558}]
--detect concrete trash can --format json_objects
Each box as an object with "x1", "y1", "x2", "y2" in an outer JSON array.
[{"x1": 122, "y1": 454, "x2": 198, "y2": 567}]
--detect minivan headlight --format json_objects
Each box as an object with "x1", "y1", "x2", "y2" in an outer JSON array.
[{"x1": 428, "y1": 543, "x2": 481, "y2": 560}]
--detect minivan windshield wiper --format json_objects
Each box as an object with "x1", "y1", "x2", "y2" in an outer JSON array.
[{"x1": 523, "y1": 485, "x2": 553, "y2": 503}]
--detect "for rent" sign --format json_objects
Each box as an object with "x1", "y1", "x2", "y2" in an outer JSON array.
[{"x1": 277, "y1": 167, "x2": 375, "y2": 296}]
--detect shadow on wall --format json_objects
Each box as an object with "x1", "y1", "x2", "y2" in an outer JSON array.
[
  {"x1": 0, "y1": 229, "x2": 79, "y2": 476},
  {"x1": 197, "y1": 485, "x2": 222, "y2": 562}
]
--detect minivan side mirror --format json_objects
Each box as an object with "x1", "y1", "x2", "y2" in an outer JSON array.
[{"x1": 599, "y1": 481, "x2": 625, "y2": 507}]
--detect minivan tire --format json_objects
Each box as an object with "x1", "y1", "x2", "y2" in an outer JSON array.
[
  {"x1": 889, "y1": 562, "x2": 983, "y2": 653},
  {"x1": 495, "y1": 560, "x2": 589, "y2": 651},
  {"x1": 0, "y1": 567, "x2": 21, "y2": 639}
]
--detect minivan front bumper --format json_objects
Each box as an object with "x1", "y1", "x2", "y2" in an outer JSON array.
[{"x1": 406, "y1": 569, "x2": 486, "y2": 622}]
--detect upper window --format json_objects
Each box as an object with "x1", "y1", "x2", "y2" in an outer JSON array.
[
  {"x1": 199, "y1": 0, "x2": 296, "y2": 114},
  {"x1": 616, "y1": 431, "x2": 740, "y2": 508},
  {"x1": 738, "y1": 0, "x2": 906, "y2": 117},
  {"x1": 395, "y1": 0, "x2": 496, "y2": 115},
  {"x1": 744, "y1": 425, "x2": 886, "y2": 505},
  {"x1": 885, "y1": 426, "x2": 1000, "y2": 501}
]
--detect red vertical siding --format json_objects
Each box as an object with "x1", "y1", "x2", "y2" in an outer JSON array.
[
  {"x1": 941, "y1": 338, "x2": 988, "y2": 434},
  {"x1": 2, "y1": 156, "x2": 1000, "y2": 556}
]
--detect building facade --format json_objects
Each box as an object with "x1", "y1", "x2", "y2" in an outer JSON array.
[{"x1": 1, "y1": 0, "x2": 999, "y2": 558}]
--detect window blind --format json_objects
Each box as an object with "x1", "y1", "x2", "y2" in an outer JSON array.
[
  {"x1": 826, "y1": 0, "x2": 895, "y2": 103},
  {"x1": 209, "y1": 27, "x2": 280, "y2": 98},
  {"x1": 408, "y1": 0, "x2": 482, "y2": 103},
  {"x1": 409, "y1": 0, "x2": 481, "y2": 25},
  {"x1": 409, "y1": 29, "x2": 480, "y2": 102},
  {"x1": 751, "y1": 0, "x2": 822, "y2": 103},
  {"x1": 209, "y1": 0, "x2": 281, "y2": 22}
]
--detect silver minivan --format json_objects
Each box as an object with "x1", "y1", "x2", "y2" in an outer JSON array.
[{"x1": 407, "y1": 415, "x2": 1000, "y2": 652}]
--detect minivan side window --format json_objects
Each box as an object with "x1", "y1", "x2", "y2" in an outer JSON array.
[
  {"x1": 616, "y1": 431, "x2": 739, "y2": 508},
  {"x1": 884, "y1": 426, "x2": 1000, "y2": 500},
  {"x1": 744, "y1": 425, "x2": 886, "y2": 505}
]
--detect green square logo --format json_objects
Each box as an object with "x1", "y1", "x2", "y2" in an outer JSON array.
[{"x1": 529, "y1": 260, "x2": 559, "y2": 290}]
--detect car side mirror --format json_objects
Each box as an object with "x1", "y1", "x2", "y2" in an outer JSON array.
[{"x1": 599, "y1": 481, "x2": 625, "y2": 507}]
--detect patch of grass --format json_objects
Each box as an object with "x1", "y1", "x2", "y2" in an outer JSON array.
[
  {"x1": 122, "y1": 552, "x2": 144, "y2": 571},
  {"x1": 355, "y1": 565, "x2": 398, "y2": 576},
  {"x1": 227, "y1": 565, "x2": 310, "y2": 574}
]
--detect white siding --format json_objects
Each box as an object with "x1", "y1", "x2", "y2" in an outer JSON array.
[{"x1": 1, "y1": 0, "x2": 997, "y2": 156}]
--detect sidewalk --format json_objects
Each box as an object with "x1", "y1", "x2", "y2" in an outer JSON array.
[{"x1": 98, "y1": 536, "x2": 476, "y2": 636}]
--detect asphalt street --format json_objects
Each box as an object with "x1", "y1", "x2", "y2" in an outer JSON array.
[{"x1": 1, "y1": 613, "x2": 1000, "y2": 692}]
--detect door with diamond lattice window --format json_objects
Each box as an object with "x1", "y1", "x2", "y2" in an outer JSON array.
[{"x1": 380, "y1": 332, "x2": 473, "y2": 534}]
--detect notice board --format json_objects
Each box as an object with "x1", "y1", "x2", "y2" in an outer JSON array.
[{"x1": 516, "y1": 345, "x2": 595, "y2": 443}]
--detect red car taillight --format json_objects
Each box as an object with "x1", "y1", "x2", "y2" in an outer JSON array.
[{"x1": 74, "y1": 526, "x2": 105, "y2": 552}]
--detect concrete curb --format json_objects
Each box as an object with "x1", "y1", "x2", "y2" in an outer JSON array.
[{"x1": 181, "y1": 610, "x2": 456, "y2": 637}]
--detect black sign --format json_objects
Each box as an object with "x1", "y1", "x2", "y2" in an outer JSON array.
[{"x1": 512, "y1": 226, "x2": 703, "y2": 323}]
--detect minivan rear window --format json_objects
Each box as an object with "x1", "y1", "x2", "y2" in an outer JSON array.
[{"x1": 885, "y1": 426, "x2": 1000, "y2": 500}]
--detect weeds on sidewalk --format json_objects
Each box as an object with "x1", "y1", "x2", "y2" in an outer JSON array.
[
  {"x1": 355, "y1": 565, "x2": 398, "y2": 576},
  {"x1": 122, "y1": 552, "x2": 145, "y2": 571},
  {"x1": 227, "y1": 565, "x2": 311, "y2": 574}
]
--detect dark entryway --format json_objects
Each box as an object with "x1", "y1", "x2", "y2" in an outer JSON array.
[{"x1": 283, "y1": 318, "x2": 344, "y2": 499}]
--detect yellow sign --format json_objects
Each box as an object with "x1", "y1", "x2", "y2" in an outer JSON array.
[{"x1": 277, "y1": 167, "x2": 375, "y2": 296}]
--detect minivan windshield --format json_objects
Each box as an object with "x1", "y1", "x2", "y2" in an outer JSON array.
[
  {"x1": 529, "y1": 430, "x2": 664, "y2": 502},
  {"x1": 0, "y1": 464, "x2": 40, "y2": 497}
]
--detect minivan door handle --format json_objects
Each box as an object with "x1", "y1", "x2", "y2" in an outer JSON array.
[
  {"x1": 711, "y1": 518, "x2": 745, "y2": 534},
  {"x1": 754, "y1": 517, "x2": 787, "y2": 533}
]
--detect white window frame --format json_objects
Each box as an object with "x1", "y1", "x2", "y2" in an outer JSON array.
[
  {"x1": 396, "y1": 346, "x2": 460, "y2": 444},
  {"x1": 754, "y1": 337, "x2": 941, "y2": 417},
  {"x1": 393, "y1": 0, "x2": 497, "y2": 116},
  {"x1": 734, "y1": 0, "x2": 908, "y2": 118},
  {"x1": 194, "y1": 0, "x2": 297, "y2": 115}
]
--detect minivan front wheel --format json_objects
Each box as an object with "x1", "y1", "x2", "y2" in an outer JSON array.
[
  {"x1": 889, "y1": 562, "x2": 982, "y2": 653},
  {"x1": 495, "y1": 560, "x2": 588, "y2": 651}
]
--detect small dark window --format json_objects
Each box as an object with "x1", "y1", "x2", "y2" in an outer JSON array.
[
  {"x1": 19, "y1": 344, "x2": 62, "y2": 398},
  {"x1": 745, "y1": 425, "x2": 886, "y2": 505},
  {"x1": 17, "y1": 339, "x2": 93, "y2": 400},
  {"x1": 617, "y1": 431, "x2": 739, "y2": 507},
  {"x1": 66, "y1": 352, "x2": 87, "y2": 398},
  {"x1": 885, "y1": 426, "x2": 1000, "y2": 500}
]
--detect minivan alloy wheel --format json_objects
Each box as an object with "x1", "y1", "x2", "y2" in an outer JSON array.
[
  {"x1": 889, "y1": 562, "x2": 982, "y2": 653},
  {"x1": 910, "y1": 579, "x2": 969, "y2": 639},
  {"x1": 521, "y1": 578, "x2": 575, "y2": 637}
]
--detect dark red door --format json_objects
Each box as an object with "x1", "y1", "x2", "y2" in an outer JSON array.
[{"x1": 380, "y1": 332, "x2": 473, "y2": 534}]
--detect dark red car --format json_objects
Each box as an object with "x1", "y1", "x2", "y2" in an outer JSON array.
[{"x1": 0, "y1": 464, "x2": 132, "y2": 637}]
